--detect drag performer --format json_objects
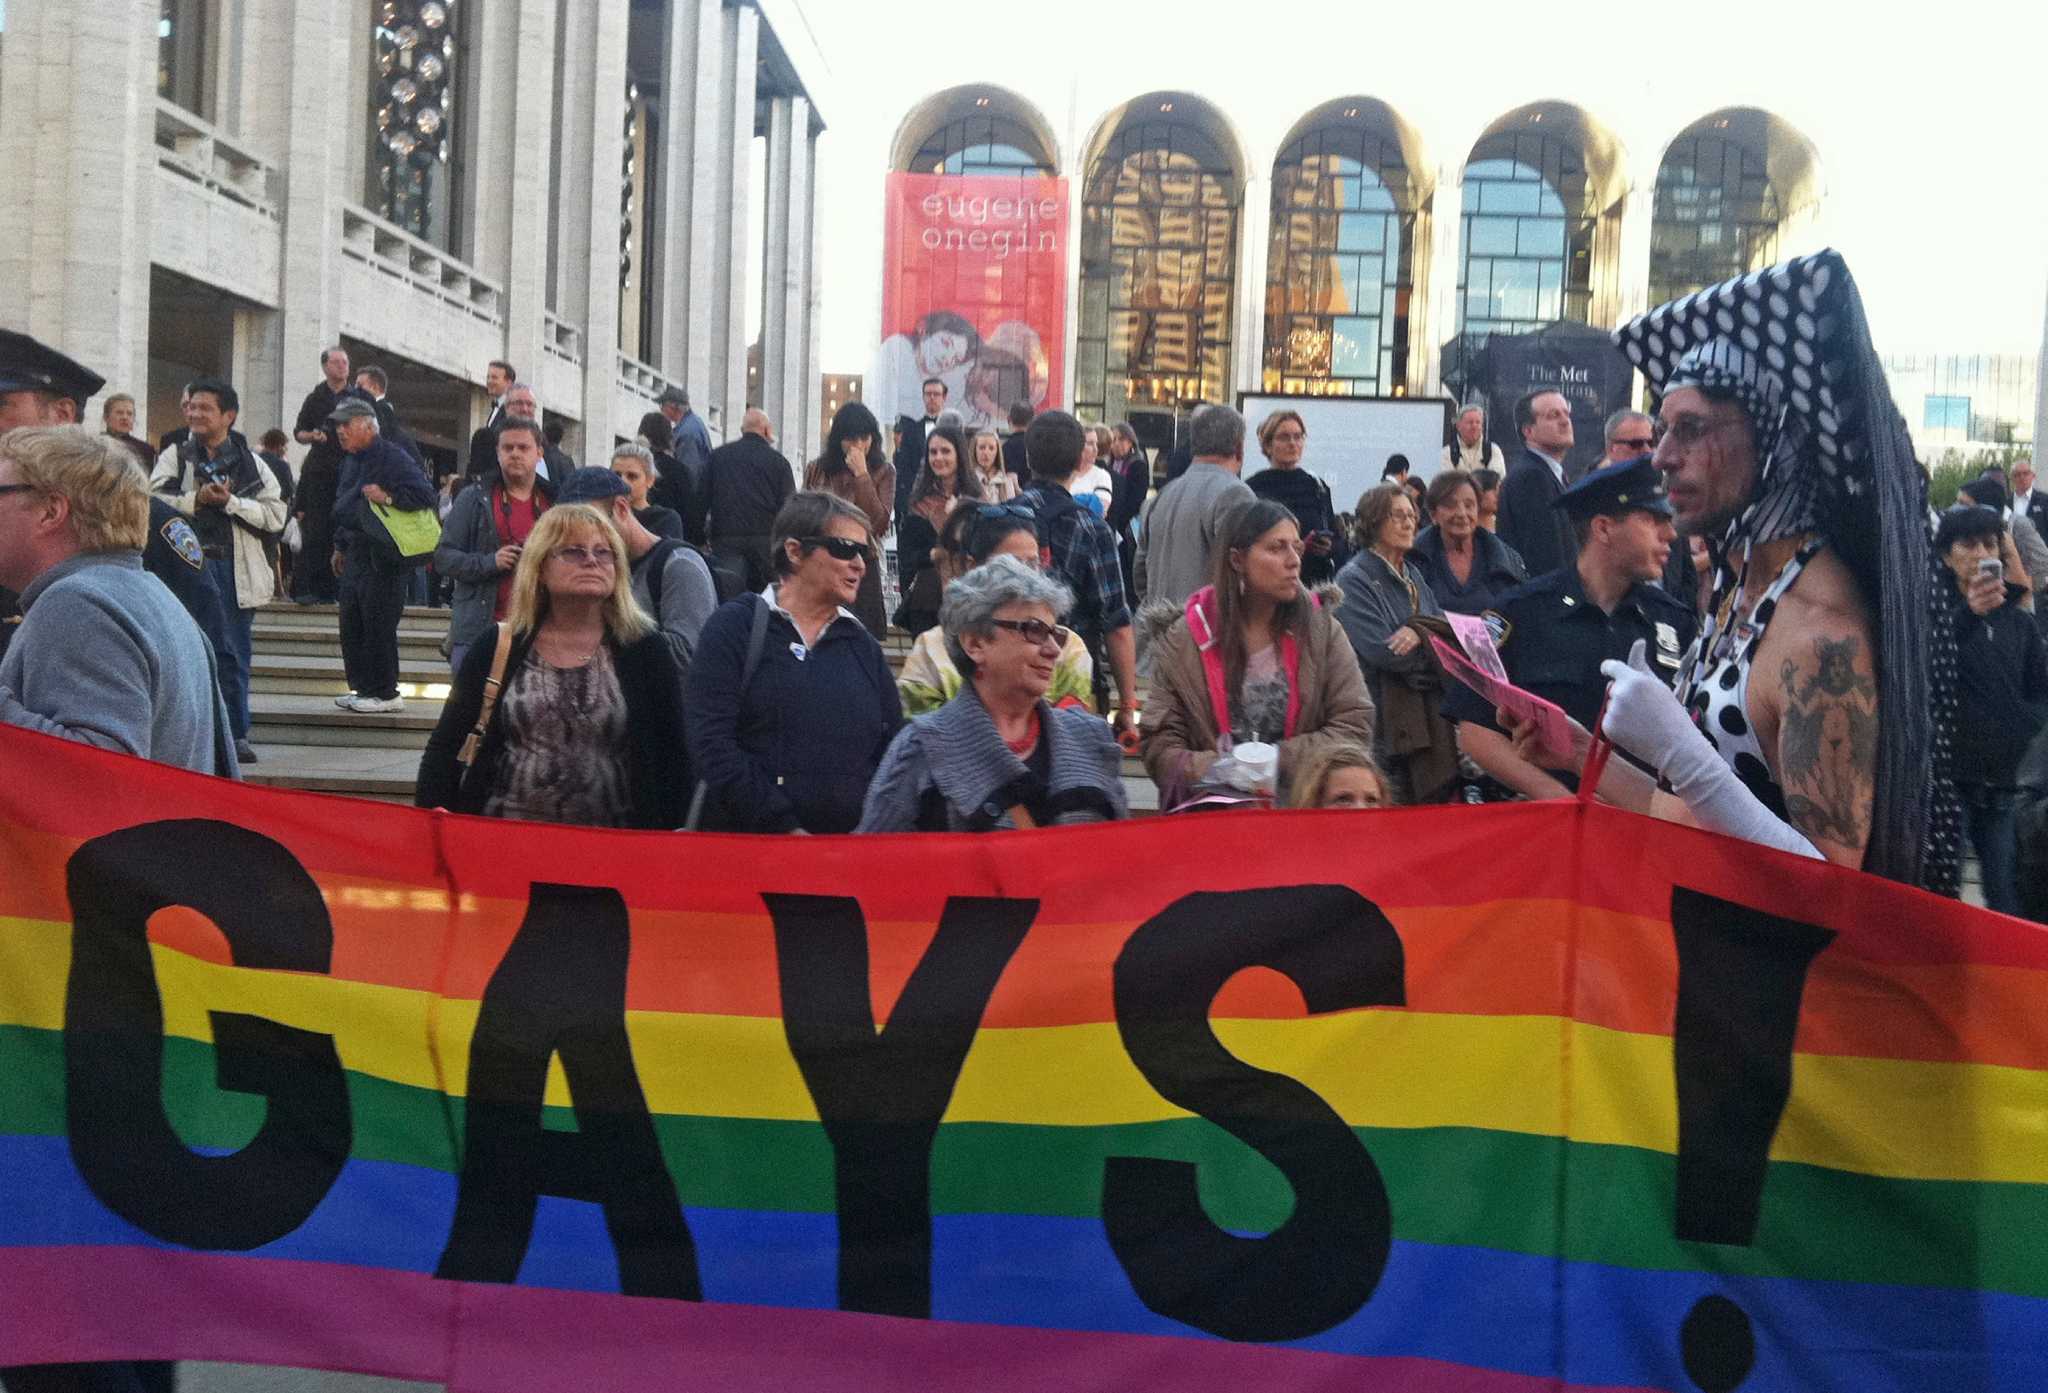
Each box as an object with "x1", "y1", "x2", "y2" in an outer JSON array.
[{"x1": 1524, "y1": 250, "x2": 1960, "y2": 892}]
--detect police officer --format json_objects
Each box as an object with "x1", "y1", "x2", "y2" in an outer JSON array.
[
  {"x1": 0, "y1": 336, "x2": 234, "y2": 699},
  {"x1": 1446, "y1": 454, "x2": 1698, "y2": 797},
  {"x1": 0, "y1": 333, "x2": 117, "y2": 665}
]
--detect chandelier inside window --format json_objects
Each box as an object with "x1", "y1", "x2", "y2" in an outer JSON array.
[{"x1": 373, "y1": 0, "x2": 457, "y2": 238}]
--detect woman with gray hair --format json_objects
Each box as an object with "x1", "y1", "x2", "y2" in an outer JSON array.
[{"x1": 859, "y1": 554, "x2": 1127, "y2": 830}]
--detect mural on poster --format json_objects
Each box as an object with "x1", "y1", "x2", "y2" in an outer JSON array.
[{"x1": 873, "y1": 173, "x2": 1069, "y2": 430}]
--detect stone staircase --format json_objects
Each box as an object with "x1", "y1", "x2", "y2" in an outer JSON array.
[{"x1": 243, "y1": 603, "x2": 1160, "y2": 814}]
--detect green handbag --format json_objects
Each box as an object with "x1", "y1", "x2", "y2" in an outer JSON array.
[{"x1": 365, "y1": 500, "x2": 442, "y2": 565}]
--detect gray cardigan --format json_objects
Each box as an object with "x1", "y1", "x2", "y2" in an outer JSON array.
[
  {"x1": 0, "y1": 551, "x2": 235, "y2": 777},
  {"x1": 1335, "y1": 549, "x2": 1444, "y2": 717},
  {"x1": 858, "y1": 683, "x2": 1127, "y2": 831}
]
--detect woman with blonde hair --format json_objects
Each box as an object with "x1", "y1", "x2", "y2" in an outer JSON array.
[
  {"x1": 1287, "y1": 740, "x2": 1393, "y2": 810},
  {"x1": 970, "y1": 427, "x2": 1019, "y2": 502},
  {"x1": 416, "y1": 502, "x2": 689, "y2": 826}
]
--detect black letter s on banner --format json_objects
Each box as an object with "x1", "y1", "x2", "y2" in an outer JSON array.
[
  {"x1": 64, "y1": 819, "x2": 351, "y2": 1249},
  {"x1": 1104, "y1": 885, "x2": 1404, "y2": 1342}
]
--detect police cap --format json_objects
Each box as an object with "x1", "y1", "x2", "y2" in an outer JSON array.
[
  {"x1": 1554, "y1": 454, "x2": 1673, "y2": 521},
  {"x1": 0, "y1": 330, "x2": 104, "y2": 408}
]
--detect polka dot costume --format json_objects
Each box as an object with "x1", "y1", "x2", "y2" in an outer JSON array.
[{"x1": 1675, "y1": 540, "x2": 1824, "y2": 820}]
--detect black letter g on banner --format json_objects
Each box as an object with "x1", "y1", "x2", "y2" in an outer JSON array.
[{"x1": 64, "y1": 820, "x2": 350, "y2": 1248}]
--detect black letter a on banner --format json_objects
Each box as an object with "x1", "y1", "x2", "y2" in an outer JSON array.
[
  {"x1": 766, "y1": 893, "x2": 1037, "y2": 1318},
  {"x1": 436, "y1": 883, "x2": 698, "y2": 1299}
]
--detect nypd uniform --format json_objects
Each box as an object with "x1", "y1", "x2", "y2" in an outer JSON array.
[
  {"x1": 0, "y1": 332, "x2": 112, "y2": 665},
  {"x1": 1444, "y1": 456, "x2": 1698, "y2": 791}
]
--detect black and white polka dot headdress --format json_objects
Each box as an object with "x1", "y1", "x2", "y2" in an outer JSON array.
[{"x1": 1613, "y1": 248, "x2": 1958, "y2": 894}]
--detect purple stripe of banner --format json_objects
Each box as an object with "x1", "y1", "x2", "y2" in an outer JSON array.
[{"x1": 3, "y1": 1247, "x2": 1654, "y2": 1393}]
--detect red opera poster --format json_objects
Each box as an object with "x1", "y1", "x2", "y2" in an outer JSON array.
[{"x1": 874, "y1": 172, "x2": 1068, "y2": 430}]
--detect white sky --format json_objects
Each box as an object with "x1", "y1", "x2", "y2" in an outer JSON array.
[{"x1": 799, "y1": 0, "x2": 2048, "y2": 374}]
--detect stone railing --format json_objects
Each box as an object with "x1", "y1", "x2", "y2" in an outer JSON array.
[
  {"x1": 338, "y1": 203, "x2": 503, "y2": 325},
  {"x1": 154, "y1": 99, "x2": 280, "y2": 218},
  {"x1": 542, "y1": 312, "x2": 584, "y2": 366}
]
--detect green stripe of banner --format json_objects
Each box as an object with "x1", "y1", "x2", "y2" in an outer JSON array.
[{"x1": 4, "y1": 1023, "x2": 2042, "y2": 1298}]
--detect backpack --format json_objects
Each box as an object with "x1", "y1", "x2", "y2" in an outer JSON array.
[{"x1": 645, "y1": 537, "x2": 745, "y2": 609}]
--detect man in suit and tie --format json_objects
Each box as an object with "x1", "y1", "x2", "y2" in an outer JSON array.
[
  {"x1": 465, "y1": 359, "x2": 517, "y2": 478},
  {"x1": 892, "y1": 376, "x2": 946, "y2": 528},
  {"x1": 1496, "y1": 388, "x2": 1578, "y2": 579}
]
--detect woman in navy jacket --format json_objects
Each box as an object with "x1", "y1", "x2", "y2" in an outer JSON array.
[{"x1": 685, "y1": 491, "x2": 902, "y2": 832}]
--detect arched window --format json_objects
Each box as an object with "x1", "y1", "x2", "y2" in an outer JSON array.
[
  {"x1": 908, "y1": 114, "x2": 1055, "y2": 177},
  {"x1": 1651, "y1": 134, "x2": 1785, "y2": 307},
  {"x1": 1458, "y1": 129, "x2": 1594, "y2": 340},
  {"x1": 1076, "y1": 109, "x2": 1240, "y2": 422},
  {"x1": 1264, "y1": 125, "x2": 1415, "y2": 396}
]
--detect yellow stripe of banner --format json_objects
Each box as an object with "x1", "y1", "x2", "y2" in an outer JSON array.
[{"x1": 6, "y1": 915, "x2": 2048, "y2": 1185}]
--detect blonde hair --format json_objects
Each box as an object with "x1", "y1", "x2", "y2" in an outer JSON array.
[
  {"x1": 501, "y1": 503, "x2": 652, "y2": 642},
  {"x1": 1, "y1": 426, "x2": 148, "y2": 551},
  {"x1": 1287, "y1": 740, "x2": 1393, "y2": 810}
]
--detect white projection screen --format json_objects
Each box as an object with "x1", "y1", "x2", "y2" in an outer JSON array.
[{"x1": 1236, "y1": 395, "x2": 1453, "y2": 516}]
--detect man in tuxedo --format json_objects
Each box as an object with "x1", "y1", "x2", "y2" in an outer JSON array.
[
  {"x1": 465, "y1": 359, "x2": 517, "y2": 478},
  {"x1": 1496, "y1": 388, "x2": 1578, "y2": 579},
  {"x1": 893, "y1": 376, "x2": 946, "y2": 527}
]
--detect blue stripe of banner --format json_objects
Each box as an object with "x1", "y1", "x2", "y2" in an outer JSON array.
[{"x1": 4, "y1": 1136, "x2": 2045, "y2": 1391}]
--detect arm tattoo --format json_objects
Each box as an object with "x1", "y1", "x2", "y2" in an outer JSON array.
[{"x1": 1778, "y1": 635, "x2": 1878, "y2": 850}]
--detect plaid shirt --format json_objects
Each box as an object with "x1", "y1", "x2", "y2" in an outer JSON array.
[{"x1": 1023, "y1": 483, "x2": 1131, "y2": 639}]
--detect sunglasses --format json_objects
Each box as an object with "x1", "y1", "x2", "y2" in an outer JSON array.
[
  {"x1": 1610, "y1": 436, "x2": 1656, "y2": 452},
  {"x1": 552, "y1": 545, "x2": 616, "y2": 568},
  {"x1": 803, "y1": 535, "x2": 874, "y2": 563},
  {"x1": 991, "y1": 617, "x2": 1071, "y2": 649}
]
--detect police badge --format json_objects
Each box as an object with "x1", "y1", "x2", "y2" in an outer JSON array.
[{"x1": 160, "y1": 515, "x2": 204, "y2": 571}]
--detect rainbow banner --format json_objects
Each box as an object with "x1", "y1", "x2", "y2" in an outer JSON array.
[{"x1": 1, "y1": 723, "x2": 2045, "y2": 1391}]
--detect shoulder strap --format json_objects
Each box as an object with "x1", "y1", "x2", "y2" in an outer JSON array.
[
  {"x1": 738, "y1": 591, "x2": 773, "y2": 697},
  {"x1": 456, "y1": 624, "x2": 516, "y2": 769},
  {"x1": 644, "y1": 537, "x2": 679, "y2": 611},
  {"x1": 684, "y1": 596, "x2": 777, "y2": 832}
]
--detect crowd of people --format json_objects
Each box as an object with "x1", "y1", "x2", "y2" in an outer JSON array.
[{"x1": 2, "y1": 249, "x2": 2045, "y2": 928}]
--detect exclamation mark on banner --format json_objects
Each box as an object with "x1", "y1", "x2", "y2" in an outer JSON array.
[{"x1": 1667, "y1": 887, "x2": 1836, "y2": 1393}]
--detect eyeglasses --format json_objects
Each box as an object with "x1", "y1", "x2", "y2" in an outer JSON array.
[
  {"x1": 551, "y1": 545, "x2": 616, "y2": 568},
  {"x1": 803, "y1": 534, "x2": 874, "y2": 563},
  {"x1": 1269, "y1": 430, "x2": 1305, "y2": 444},
  {"x1": 1610, "y1": 436, "x2": 1656, "y2": 453},
  {"x1": 1653, "y1": 416, "x2": 1744, "y2": 452},
  {"x1": 0, "y1": 483, "x2": 33, "y2": 498},
  {"x1": 991, "y1": 617, "x2": 1071, "y2": 649}
]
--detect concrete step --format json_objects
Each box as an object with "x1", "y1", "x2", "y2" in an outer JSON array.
[
  {"x1": 243, "y1": 742, "x2": 1158, "y2": 816},
  {"x1": 241, "y1": 743, "x2": 420, "y2": 804},
  {"x1": 247, "y1": 653, "x2": 456, "y2": 697},
  {"x1": 248, "y1": 692, "x2": 442, "y2": 749},
  {"x1": 250, "y1": 621, "x2": 451, "y2": 659},
  {"x1": 258, "y1": 601, "x2": 451, "y2": 634}
]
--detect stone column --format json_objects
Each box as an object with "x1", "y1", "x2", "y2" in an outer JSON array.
[
  {"x1": 709, "y1": 3, "x2": 759, "y2": 440},
  {"x1": 577, "y1": 0, "x2": 631, "y2": 446},
  {"x1": 1233, "y1": 176, "x2": 1269, "y2": 398},
  {"x1": 1419, "y1": 170, "x2": 1465, "y2": 399},
  {"x1": 499, "y1": 0, "x2": 558, "y2": 404},
  {"x1": 1606, "y1": 184, "x2": 1655, "y2": 330},
  {"x1": 275, "y1": 0, "x2": 346, "y2": 432},
  {"x1": 656, "y1": 0, "x2": 719, "y2": 380},
  {"x1": 2035, "y1": 287, "x2": 2048, "y2": 469},
  {"x1": 0, "y1": 0, "x2": 161, "y2": 409},
  {"x1": 797, "y1": 127, "x2": 824, "y2": 468},
  {"x1": 759, "y1": 95, "x2": 813, "y2": 447}
]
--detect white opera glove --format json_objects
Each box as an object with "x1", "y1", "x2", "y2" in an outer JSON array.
[{"x1": 1597, "y1": 640, "x2": 1824, "y2": 862}]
